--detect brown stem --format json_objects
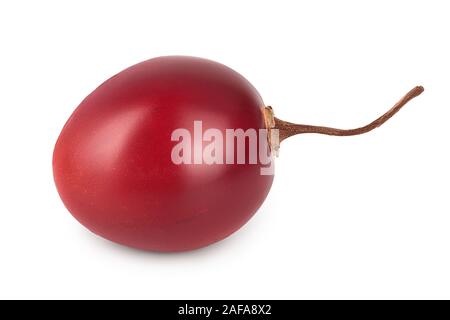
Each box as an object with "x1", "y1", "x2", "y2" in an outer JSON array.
[{"x1": 274, "y1": 86, "x2": 424, "y2": 142}]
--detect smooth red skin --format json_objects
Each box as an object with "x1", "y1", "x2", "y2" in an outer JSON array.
[{"x1": 53, "y1": 56, "x2": 274, "y2": 252}]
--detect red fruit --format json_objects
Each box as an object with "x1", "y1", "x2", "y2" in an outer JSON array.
[
  {"x1": 53, "y1": 56, "x2": 423, "y2": 252},
  {"x1": 53, "y1": 56, "x2": 273, "y2": 252}
]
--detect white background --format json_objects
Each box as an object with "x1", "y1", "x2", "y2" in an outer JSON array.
[{"x1": 0, "y1": 0, "x2": 449, "y2": 299}]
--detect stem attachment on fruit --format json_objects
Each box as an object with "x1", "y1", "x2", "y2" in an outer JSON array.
[{"x1": 267, "y1": 86, "x2": 424, "y2": 146}]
